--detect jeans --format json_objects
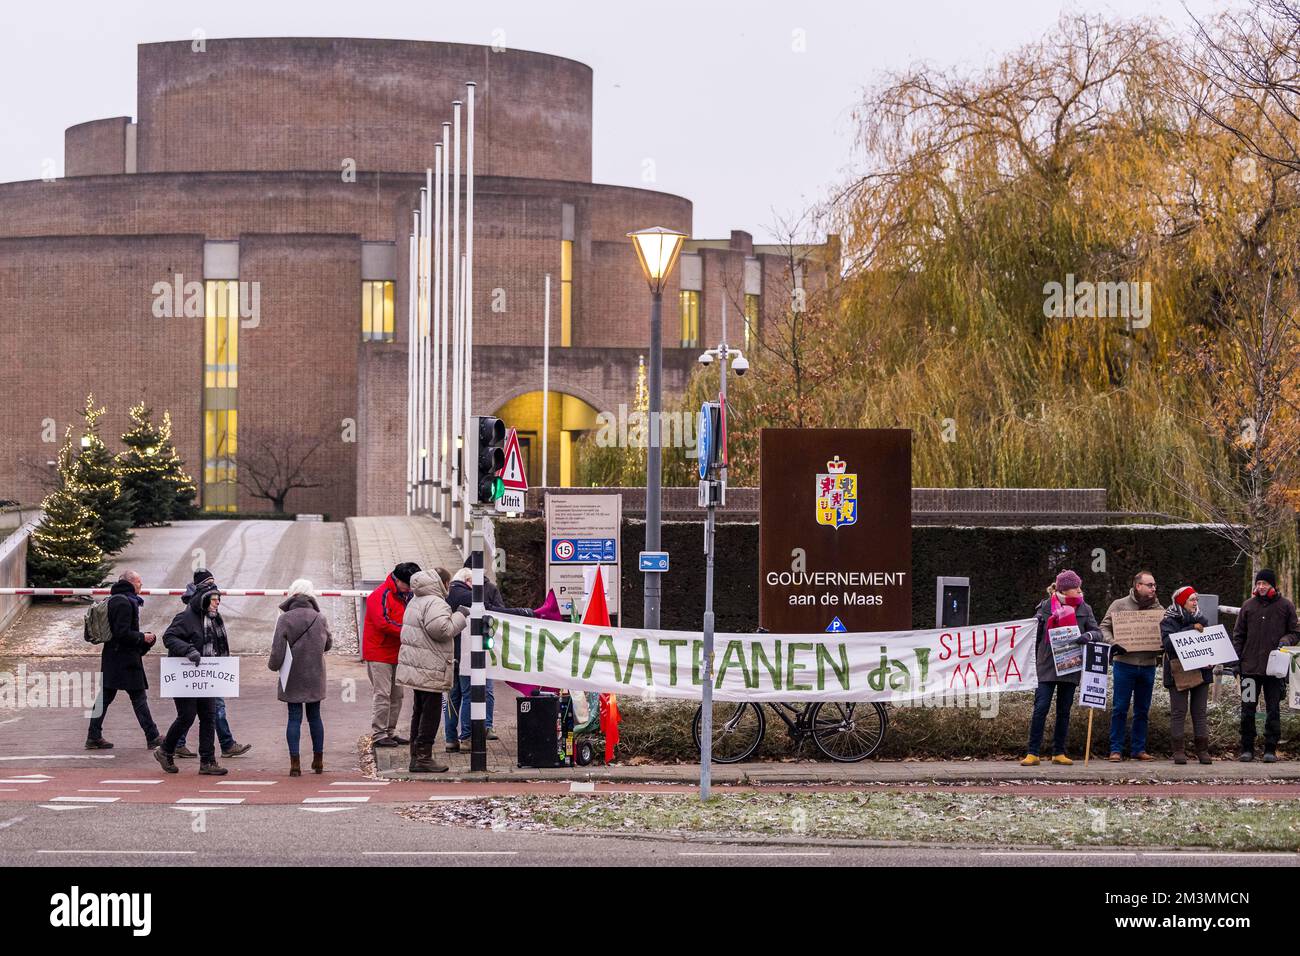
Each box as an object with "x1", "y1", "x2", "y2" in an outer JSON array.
[
  {"x1": 1109, "y1": 662, "x2": 1156, "y2": 755},
  {"x1": 177, "y1": 697, "x2": 233, "y2": 751},
  {"x1": 87, "y1": 687, "x2": 159, "y2": 742},
  {"x1": 164, "y1": 698, "x2": 217, "y2": 759},
  {"x1": 411, "y1": 690, "x2": 443, "y2": 746},
  {"x1": 1240, "y1": 674, "x2": 1284, "y2": 753},
  {"x1": 286, "y1": 701, "x2": 324, "y2": 757},
  {"x1": 455, "y1": 676, "x2": 494, "y2": 740},
  {"x1": 444, "y1": 675, "x2": 465, "y2": 743},
  {"x1": 1027, "y1": 681, "x2": 1075, "y2": 756}
]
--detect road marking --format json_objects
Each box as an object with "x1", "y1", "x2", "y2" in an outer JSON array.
[
  {"x1": 215, "y1": 780, "x2": 276, "y2": 786},
  {"x1": 569, "y1": 782, "x2": 596, "y2": 793},
  {"x1": 9, "y1": 774, "x2": 52, "y2": 779},
  {"x1": 0, "y1": 816, "x2": 25, "y2": 829},
  {"x1": 50, "y1": 796, "x2": 118, "y2": 803},
  {"x1": 300, "y1": 807, "x2": 359, "y2": 814},
  {"x1": 168, "y1": 806, "x2": 227, "y2": 813},
  {"x1": 302, "y1": 796, "x2": 370, "y2": 803},
  {"x1": 678, "y1": 852, "x2": 833, "y2": 858},
  {"x1": 101, "y1": 779, "x2": 164, "y2": 785},
  {"x1": 0, "y1": 789, "x2": 17, "y2": 792},
  {"x1": 1141, "y1": 852, "x2": 1295, "y2": 859},
  {"x1": 0, "y1": 717, "x2": 22, "y2": 727},
  {"x1": 39, "y1": 805, "x2": 94, "y2": 811},
  {"x1": 198, "y1": 789, "x2": 261, "y2": 794},
  {"x1": 38, "y1": 849, "x2": 195, "y2": 855},
  {"x1": 363, "y1": 851, "x2": 518, "y2": 856},
  {"x1": 0, "y1": 779, "x2": 50, "y2": 785},
  {"x1": 329, "y1": 781, "x2": 389, "y2": 786},
  {"x1": 0, "y1": 755, "x2": 113, "y2": 761},
  {"x1": 175, "y1": 797, "x2": 244, "y2": 805},
  {"x1": 77, "y1": 789, "x2": 140, "y2": 793},
  {"x1": 423, "y1": 795, "x2": 492, "y2": 801},
  {"x1": 981, "y1": 852, "x2": 1137, "y2": 858}
]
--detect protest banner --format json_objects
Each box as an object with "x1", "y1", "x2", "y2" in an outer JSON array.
[
  {"x1": 160, "y1": 657, "x2": 240, "y2": 698},
  {"x1": 1167, "y1": 624, "x2": 1238, "y2": 670},
  {"x1": 1111, "y1": 609, "x2": 1164, "y2": 654},
  {"x1": 484, "y1": 613, "x2": 1037, "y2": 702}
]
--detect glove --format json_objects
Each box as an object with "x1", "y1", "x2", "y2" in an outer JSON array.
[
  {"x1": 1111, "y1": 645, "x2": 1127, "y2": 656},
  {"x1": 186, "y1": 648, "x2": 202, "y2": 665}
]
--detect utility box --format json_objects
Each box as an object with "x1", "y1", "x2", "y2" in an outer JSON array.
[{"x1": 936, "y1": 576, "x2": 970, "y2": 628}]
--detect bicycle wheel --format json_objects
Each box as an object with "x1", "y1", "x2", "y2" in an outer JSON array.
[
  {"x1": 809, "y1": 702, "x2": 887, "y2": 762},
  {"x1": 692, "y1": 702, "x2": 765, "y2": 763}
]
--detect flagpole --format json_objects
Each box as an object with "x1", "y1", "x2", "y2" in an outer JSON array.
[
  {"x1": 542, "y1": 273, "x2": 551, "y2": 490},
  {"x1": 431, "y1": 148, "x2": 443, "y2": 520},
  {"x1": 406, "y1": 220, "x2": 417, "y2": 515},
  {"x1": 465, "y1": 80, "x2": 476, "y2": 556},
  {"x1": 440, "y1": 121, "x2": 452, "y2": 526}
]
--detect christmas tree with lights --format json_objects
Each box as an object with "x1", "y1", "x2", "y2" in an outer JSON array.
[
  {"x1": 26, "y1": 442, "x2": 111, "y2": 588},
  {"x1": 118, "y1": 402, "x2": 197, "y2": 525},
  {"x1": 66, "y1": 395, "x2": 134, "y2": 554}
]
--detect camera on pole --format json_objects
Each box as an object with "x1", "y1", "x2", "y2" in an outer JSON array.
[{"x1": 469, "y1": 416, "x2": 506, "y2": 504}]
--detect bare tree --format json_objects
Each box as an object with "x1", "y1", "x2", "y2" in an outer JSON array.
[{"x1": 236, "y1": 427, "x2": 328, "y2": 514}]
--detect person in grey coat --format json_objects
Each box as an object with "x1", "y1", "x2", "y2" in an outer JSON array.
[
  {"x1": 268, "y1": 579, "x2": 333, "y2": 777},
  {"x1": 397, "y1": 569, "x2": 467, "y2": 773}
]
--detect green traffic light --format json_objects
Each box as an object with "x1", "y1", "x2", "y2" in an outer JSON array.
[{"x1": 491, "y1": 476, "x2": 504, "y2": 501}]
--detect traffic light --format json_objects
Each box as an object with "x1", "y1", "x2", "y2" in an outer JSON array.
[{"x1": 470, "y1": 416, "x2": 506, "y2": 504}]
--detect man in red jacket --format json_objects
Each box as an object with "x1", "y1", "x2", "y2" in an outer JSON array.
[{"x1": 364, "y1": 562, "x2": 421, "y2": 747}]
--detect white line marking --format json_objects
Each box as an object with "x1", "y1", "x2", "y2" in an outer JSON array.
[
  {"x1": 0, "y1": 816, "x2": 25, "y2": 829},
  {"x1": 77, "y1": 789, "x2": 139, "y2": 793},
  {"x1": 329, "y1": 781, "x2": 389, "y2": 786},
  {"x1": 38, "y1": 849, "x2": 195, "y2": 855},
  {"x1": 39, "y1": 805, "x2": 94, "y2": 811},
  {"x1": 1141, "y1": 852, "x2": 1296, "y2": 859},
  {"x1": 363, "y1": 851, "x2": 518, "y2": 856},
  {"x1": 168, "y1": 806, "x2": 226, "y2": 813},
  {"x1": 0, "y1": 755, "x2": 113, "y2": 761},
  {"x1": 302, "y1": 796, "x2": 370, "y2": 803},
  {"x1": 300, "y1": 807, "x2": 358, "y2": 813},
  {"x1": 0, "y1": 717, "x2": 22, "y2": 727},
  {"x1": 101, "y1": 779, "x2": 163, "y2": 785},
  {"x1": 569, "y1": 782, "x2": 596, "y2": 793},
  {"x1": 0, "y1": 780, "x2": 49, "y2": 785},
  {"x1": 175, "y1": 797, "x2": 243, "y2": 804},
  {"x1": 9, "y1": 774, "x2": 51, "y2": 779},
  {"x1": 49, "y1": 796, "x2": 118, "y2": 803},
  {"x1": 214, "y1": 780, "x2": 276, "y2": 786},
  {"x1": 678, "y1": 852, "x2": 833, "y2": 858},
  {"x1": 980, "y1": 852, "x2": 1137, "y2": 857},
  {"x1": 198, "y1": 789, "x2": 261, "y2": 794},
  {"x1": 0, "y1": 789, "x2": 17, "y2": 792}
]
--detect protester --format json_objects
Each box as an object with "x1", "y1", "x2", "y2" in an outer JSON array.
[
  {"x1": 173, "y1": 569, "x2": 251, "y2": 759},
  {"x1": 85, "y1": 570, "x2": 161, "y2": 750},
  {"x1": 444, "y1": 561, "x2": 534, "y2": 751},
  {"x1": 1099, "y1": 570, "x2": 1161, "y2": 761},
  {"x1": 268, "y1": 579, "x2": 332, "y2": 777},
  {"x1": 1161, "y1": 586, "x2": 1213, "y2": 765},
  {"x1": 155, "y1": 584, "x2": 229, "y2": 775},
  {"x1": 397, "y1": 568, "x2": 467, "y2": 773},
  {"x1": 363, "y1": 561, "x2": 420, "y2": 748},
  {"x1": 1231, "y1": 569, "x2": 1299, "y2": 762},
  {"x1": 1022, "y1": 570, "x2": 1102, "y2": 766}
]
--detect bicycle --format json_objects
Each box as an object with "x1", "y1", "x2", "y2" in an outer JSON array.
[{"x1": 691, "y1": 699, "x2": 888, "y2": 763}]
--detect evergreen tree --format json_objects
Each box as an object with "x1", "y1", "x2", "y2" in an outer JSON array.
[
  {"x1": 159, "y1": 411, "x2": 199, "y2": 520},
  {"x1": 26, "y1": 485, "x2": 111, "y2": 588},
  {"x1": 117, "y1": 402, "x2": 191, "y2": 525},
  {"x1": 67, "y1": 395, "x2": 134, "y2": 554}
]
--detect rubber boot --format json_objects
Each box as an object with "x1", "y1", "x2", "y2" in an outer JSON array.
[
  {"x1": 289, "y1": 755, "x2": 301, "y2": 777},
  {"x1": 1171, "y1": 736, "x2": 1187, "y2": 765},
  {"x1": 1194, "y1": 737, "x2": 1212, "y2": 765},
  {"x1": 312, "y1": 752, "x2": 323, "y2": 774}
]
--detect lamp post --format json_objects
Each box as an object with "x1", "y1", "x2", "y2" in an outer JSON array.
[{"x1": 627, "y1": 226, "x2": 686, "y2": 630}]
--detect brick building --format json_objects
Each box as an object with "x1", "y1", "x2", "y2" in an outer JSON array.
[{"x1": 0, "y1": 37, "x2": 837, "y2": 518}]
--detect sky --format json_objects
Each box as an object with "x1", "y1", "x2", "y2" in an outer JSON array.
[{"x1": 0, "y1": 0, "x2": 1231, "y2": 241}]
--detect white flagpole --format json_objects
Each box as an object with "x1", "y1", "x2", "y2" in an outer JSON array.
[
  {"x1": 406, "y1": 220, "x2": 417, "y2": 515},
  {"x1": 441, "y1": 120, "x2": 452, "y2": 527},
  {"x1": 431, "y1": 147, "x2": 443, "y2": 520},
  {"x1": 542, "y1": 273, "x2": 551, "y2": 489},
  {"x1": 465, "y1": 81, "x2": 476, "y2": 552},
  {"x1": 451, "y1": 104, "x2": 463, "y2": 533}
]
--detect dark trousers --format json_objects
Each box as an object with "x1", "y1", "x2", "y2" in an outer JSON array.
[
  {"x1": 1170, "y1": 682, "x2": 1210, "y2": 739},
  {"x1": 1027, "y1": 681, "x2": 1075, "y2": 756},
  {"x1": 164, "y1": 698, "x2": 217, "y2": 759},
  {"x1": 286, "y1": 701, "x2": 324, "y2": 757},
  {"x1": 411, "y1": 690, "x2": 443, "y2": 746},
  {"x1": 87, "y1": 687, "x2": 159, "y2": 742},
  {"x1": 1240, "y1": 674, "x2": 1285, "y2": 753}
]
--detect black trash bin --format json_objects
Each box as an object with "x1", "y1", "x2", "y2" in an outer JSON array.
[{"x1": 516, "y1": 694, "x2": 574, "y2": 768}]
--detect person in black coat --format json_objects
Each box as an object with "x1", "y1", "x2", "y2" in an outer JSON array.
[
  {"x1": 171, "y1": 570, "x2": 251, "y2": 759},
  {"x1": 153, "y1": 584, "x2": 230, "y2": 775},
  {"x1": 85, "y1": 571, "x2": 161, "y2": 750}
]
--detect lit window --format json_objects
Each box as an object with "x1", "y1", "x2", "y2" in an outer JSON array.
[
  {"x1": 744, "y1": 293, "x2": 759, "y2": 350},
  {"x1": 680, "y1": 290, "x2": 700, "y2": 348},
  {"x1": 362, "y1": 280, "x2": 395, "y2": 342},
  {"x1": 560, "y1": 240, "x2": 573, "y2": 347},
  {"x1": 203, "y1": 280, "x2": 238, "y2": 512}
]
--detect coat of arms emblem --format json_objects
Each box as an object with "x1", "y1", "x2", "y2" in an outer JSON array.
[{"x1": 816, "y1": 456, "x2": 857, "y2": 528}]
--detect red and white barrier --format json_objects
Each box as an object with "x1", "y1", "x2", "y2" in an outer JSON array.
[{"x1": 0, "y1": 588, "x2": 370, "y2": 598}]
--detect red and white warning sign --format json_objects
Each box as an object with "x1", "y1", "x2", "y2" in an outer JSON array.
[{"x1": 497, "y1": 428, "x2": 528, "y2": 512}]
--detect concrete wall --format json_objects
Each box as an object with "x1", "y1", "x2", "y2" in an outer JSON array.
[{"x1": 0, "y1": 519, "x2": 37, "y2": 635}]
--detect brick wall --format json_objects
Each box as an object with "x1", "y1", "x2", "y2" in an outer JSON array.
[{"x1": 65, "y1": 117, "x2": 129, "y2": 177}]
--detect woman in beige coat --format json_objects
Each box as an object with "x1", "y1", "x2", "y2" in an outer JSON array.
[{"x1": 397, "y1": 569, "x2": 467, "y2": 772}]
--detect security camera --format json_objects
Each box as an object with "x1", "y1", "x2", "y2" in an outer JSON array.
[
  {"x1": 732, "y1": 354, "x2": 749, "y2": 376},
  {"x1": 697, "y1": 351, "x2": 714, "y2": 365}
]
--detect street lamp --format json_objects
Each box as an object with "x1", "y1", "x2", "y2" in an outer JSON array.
[{"x1": 627, "y1": 226, "x2": 685, "y2": 630}]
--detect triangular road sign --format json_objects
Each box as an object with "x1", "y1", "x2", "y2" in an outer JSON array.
[{"x1": 500, "y1": 427, "x2": 528, "y2": 491}]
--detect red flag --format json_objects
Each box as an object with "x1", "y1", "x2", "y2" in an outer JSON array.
[{"x1": 583, "y1": 567, "x2": 619, "y2": 760}]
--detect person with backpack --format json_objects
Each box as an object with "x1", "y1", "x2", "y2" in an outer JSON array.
[
  {"x1": 84, "y1": 570, "x2": 162, "y2": 750},
  {"x1": 171, "y1": 569, "x2": 251, "y2": 759},
  {"x1": 268, "y1": 579, "x2": 333, "y2": 776}
]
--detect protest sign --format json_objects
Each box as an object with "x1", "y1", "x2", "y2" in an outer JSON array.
[
  {"x1": 160, "y1": 657, "x2": 240, "y2": 698},
  {"x1": 1049, "y1": 625, "x2": 1083, "y2": 677},
  {"x1": 1111, "y1": 609, "x2": 1164, "y2": 654},
  {"x1": 1167, "y1": 624, "x2": 1238, "y2": 670},
  {"x1": 1080, "y1": 643, "x2": 1110, "y2": 709}
]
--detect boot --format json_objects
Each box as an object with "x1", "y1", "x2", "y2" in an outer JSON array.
[
  {"x1": 153, "y1": 748, "x2": 178, "y2": 774},
  {"x1": 199, "y1": 758, "x2": 228, "y2": 776},
  {"x1": 289, "y1": 755, "x2": 301, "y2": 777},
  {"x1": 1171, "y1": 736, "x2": 1187, "y2": 765},
  {"x1": 85, "y1": 737, "x2": 114, "y2": 750},
  {"x1": 408, "y1": 742, "x2": 448, "y2": 773},
  {"x1": 312, "y1": 752, "x2": 323, "y2": 774},
  {"x1": 1194, "y1": 737, "x2": 1212, "y2": 765}
]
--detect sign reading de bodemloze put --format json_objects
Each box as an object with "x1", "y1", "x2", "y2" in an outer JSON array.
[{"x1": 760, "y1": 428, "x2": 912, "y2": 633}]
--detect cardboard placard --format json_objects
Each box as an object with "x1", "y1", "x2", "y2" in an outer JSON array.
[{"x1": 1111, "y1": 609, "x2": 1165, "y2": 654}]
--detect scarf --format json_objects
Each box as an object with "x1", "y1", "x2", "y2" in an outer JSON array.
[
  {"x1": 1045, "y1": 592, "x2": 1078, "y2": 635},
  {"x1": 202, "y1": 614, "x2": 228, "y2": 657}
]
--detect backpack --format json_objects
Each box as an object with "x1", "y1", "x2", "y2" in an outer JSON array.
[{"x1": 83, "y1": 599, "x2": 113, "y2": 645}]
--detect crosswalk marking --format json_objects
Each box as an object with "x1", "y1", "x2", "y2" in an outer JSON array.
[
  {"x1": 302, "y1": 796, "x2": 370, "y2": 804},
  {"x1": 175, "y1": 797, "x2": 244, "y2": 805},
  {"x1": 215, "y1": 780, "x2": 276, "y2": 786},
  {"x1": 101, "y1": 779, "x2": 163, "y2": 785},
  {"x1": 50, "y1": 796, "x2": 118, "y2": 803},
  {"x1": 300, "y1": 807, "x2": 358, "y2": 813},
  {"x1": 77, "y1": 789, "x2": 139, "y2": 793},
  {"x1": 329, "y1": 781, "x2": 389, "y2": 786},
  {"x1": 39, "y1": 805, "x2": 94, "y2": 811}
]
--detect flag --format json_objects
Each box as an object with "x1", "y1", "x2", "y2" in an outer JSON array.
[{"x1": 583, "y1": 567, "x2": 619, "y2": 762}]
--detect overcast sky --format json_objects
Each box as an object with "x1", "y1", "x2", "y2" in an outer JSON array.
[{"x1": 1, "y1": 0, "x2": 1229, "y2": 241}]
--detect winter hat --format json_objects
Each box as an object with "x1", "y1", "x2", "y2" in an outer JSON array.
[
  {"x1": 1172, "y1": 586, "x2": 1196, "y2": 607},
  {"x1": 287, "y1": 578, "x2": 316, "y2": 598},
  {"x1": 1054, "y1": 569, "x2": 1082, "y2": 592},
  {"x1": 1256, "y1": 569, "x2": 1277, "y2": 588},
  {"x1": 193, "y1": 568, "x2": 213, "y2": 584},
  {"x1": 392, "y1": 562, "x2": 421, "y2": 585}
]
